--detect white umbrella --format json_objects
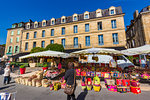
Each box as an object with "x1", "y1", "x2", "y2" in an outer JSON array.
[
  {"x1": 19, "y1": 50, "x2": 69, "y2": 59},
  {"x1": 121, "y1": 45, "x2": 150, "y2": 55},
  {"x1": 70, "y1": 48, "x2": 121, "y2": 55}
]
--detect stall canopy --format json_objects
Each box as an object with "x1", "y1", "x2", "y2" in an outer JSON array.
[
  {"x1": 19, "y1": 50, "x2": 69, "y2": 59},
  {"x1": 70, "y1": 48, "x2": 121, "y2": 55},
  {"x1": 121, "y1": 45, "x2": 150, "y2": 56}
]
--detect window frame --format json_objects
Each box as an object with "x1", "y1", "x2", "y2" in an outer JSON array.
[
  {"x1": 97, "y1": 22, "x2": 102, "y2": 30},
  {"x1": 41, "y1": 41, "x2": 45, "y2": 48},
  {"x1": 111, "y1": 20, "x2": 117, "y2": 29},
  {"x1": 62, "y1": 27, "x2": 65, "y2": 35},
  {"x1": 85, "y1": 24, "x2": 89, "y2": 32},
  {"x1": 74, "y1": 37, "x2": 78, "y2": 48},
  {"x1": 112, "y1": 33, "x2": 119, "y2": 44},
  {"x1": 98, "y1": 35, "x2": 104, "y2": 45},
  {"x1": 85, "y1": 36, "x2": 90, "y2": 46},
  {"x1": 26, "y1": 33, "x2": 29, "y2": 39},
  {"x1": 42, "y1": 30, "x2": 45, "y2": 37},
  {"x1": 33, "y1": 42, "x2": 36, "y2": 48},
  {"x1": 74, "y1": 25, "x2": 78, "y2": 33},
  {"x1": 51, "y1": 29, "x2": 54, "y2": 36},
  {"x1": 25, "y1": 42, "x2": 28, "y2": 51},
  {"x1": 61, "y1": 39, "x2": 65, "y2": 48},
  {"x1": 34, "y1": 32, "x2": 37, "y2": 38}
]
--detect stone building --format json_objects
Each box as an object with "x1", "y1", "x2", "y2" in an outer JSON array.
[
  {"x1": 126, "y1": 6, "x2": 150, "y2": 48},
  {"x1": 5, "y1": 6, "x2": 126, "y2": 57}
]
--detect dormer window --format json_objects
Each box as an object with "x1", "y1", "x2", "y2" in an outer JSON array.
[
  {"x1": 109, "y1": 6, "x2": 116, "y2": 15},
  {"x1": 61, "y1": 16, "x2": 66, "y2": 23},
  {"x1": 74, "y1": 16, "x2": 77, "y2": 21},
  {"x1": 52, "y1": 21, "x2": 54, "y2": 25},
  {"x1": 84, "y1": 11, "x2": 89, "y2": 19},
  {"x1": 96, "y1": 9, "x2": 102, "y2": 17},
  {"x1": 42, "y1": 20, "x2": 46, "y2": 26},
  {"x1": 43, "y1": 22, "x2": 46, "y2": 26},
  {"x1": 73, "y1": 13, "x2": 78, "y2": 21},
  {"x1": 12, "y1": 24, "x2": 16, "y2": 28},
  {"x1": 62, "y1": 18, "x2": 65, "y2": 23},
  {"x1": 111, "y1": 10, "x2": 114, "y2": 14},
  {"x1": 27, "y1": 25, "x2": 30, "y2": 29},
  {"x1": 35, "y1": 24, "x2": 38, "y2": 28},
  {"x1": 85, "y1": 14, "x2": 89, "y2": 19},
  {"x1": 18, "y1": 23, "x2": 22, "y2": 27},
  {"x1": 26, "y1": 23, "x2": 30, "y2": 29},
  {"x1": 51, "y1": 18, "x2": 55, "y2": 25}
]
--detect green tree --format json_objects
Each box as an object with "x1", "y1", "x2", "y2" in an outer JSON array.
[
  {"x1": 45, "y1": 43, "x2": 64, "y2": 52},
  {"x1": 30, "y1": 47, "x2": 45, "y2": 53}
]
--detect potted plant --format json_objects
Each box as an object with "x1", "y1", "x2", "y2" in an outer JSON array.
[
  {"x1": 20, "y1": 64, "x2": 26, "y2": 74},
  {"x1": 42, "y1": 63, "x2": 48, "y2": 71}
]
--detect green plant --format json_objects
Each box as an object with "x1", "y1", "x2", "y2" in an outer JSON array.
[
  {"x1": 20, "y1": 64, "x2": 25, "y2": 68},
  {"x1": 30, "y1": 47, "x2": 45, "y2": 53},
  {"x1": 45, "y1": 43, "x2": 64, "y2": 52},
  {"x1": 43, "y1": 63, "x2": 48, "y2": 67}
]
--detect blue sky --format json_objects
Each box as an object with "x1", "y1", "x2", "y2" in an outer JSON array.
[{"x1": 0, "y1": 0, "x2": 149, "y2": 44}]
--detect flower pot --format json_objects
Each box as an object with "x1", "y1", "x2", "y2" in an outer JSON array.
[
  {"x1": 42, "y1": 67, "x2": 48, "y2": 71},
  {"x1": 20, "y1": 68, "x2": 26, "y2": 74}
]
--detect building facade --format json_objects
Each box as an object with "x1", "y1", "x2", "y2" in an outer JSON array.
[
  {"x1": 5, "y1": 6, "x2": 126, "y2": 56},
  {"x1": 126, "y1": 6, "x2": 150, "y2": 48}
]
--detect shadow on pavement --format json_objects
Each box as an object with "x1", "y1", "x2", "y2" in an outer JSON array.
[
  {"x1": 0, "y1": 85, "x2": 16, "y2": 91},
  {"x1": 77, "y1": 89, "x2": 88, "y2": 100}
]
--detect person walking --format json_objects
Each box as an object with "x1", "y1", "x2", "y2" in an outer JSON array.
[
  {"x1": 3, "y1": 65, "x2": 11, "y2": 85},
  {"x1": 64, "y1": 62, "x2": 76, "y2": 100}
]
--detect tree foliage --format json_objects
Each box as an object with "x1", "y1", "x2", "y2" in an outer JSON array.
[
  {"x1": 45, "y1": 43, "x2": 64, "y2": 52},
  {"x1": 30, "y1": 47, "x2": 45, "y2": 53}
]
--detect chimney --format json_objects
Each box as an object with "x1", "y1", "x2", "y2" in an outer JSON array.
[{"x1": 133, "y1": 10, "x2": 139, "y2": 19}]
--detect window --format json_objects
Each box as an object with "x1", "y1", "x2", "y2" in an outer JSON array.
[
  {"x1": 111, "y1": 20, "x2": 117, "y2": 29},
  {"x1": 85, "y1": 36, "x2": 90, "y2": 46},
  {"x1": 74, "y1": 25, "x2": 78, "y2": 33},
  {"x1": 35, "y1": 24, "x2": 38, "y2": 28},
  {"x1": 98, "y1": 35, "x2": 104, "y2": 45},
  {"x1": 74, "y1": 16, "x2": 77, "y2": 21},
  {"x1": 62, "y1": 27, "x2": 65, "y2": 35},
  {"x1": 98, "y1": 22, "x2": 102, "y2": 30},
  {"x1": 12, "y1": 25, "x2": 16, "y2": 28},
  {"x1": 34, "y1": 32, "x2": 37, "y2": 38},
  {"x1": 10, "y1": 38, "x2": 13, "y2": 43},
  {"x1": 42, "y1": 30, "x2": 45, "y2": 37},
  {"x1": 50, "y1": 40, "x2": 54, "y2": 44},
  {"x1": 62, "y1": 19, "x2": 65, "y2": 23},
  {"x1": 62, "y1": 39, "x2": 65, "y2": 48},
  {"x1": 27, "y1": 25, "x2": 30, "y2": 29},
  {"x1": 43, "y1": 22, "x2": 46, "y2": 26},
  {"x1": 18, "y1": 23, "x2": 22, "y2": 27},
  {"x1": 16, "y1": 37, "x2": 19, "y2": 43},
  {"x1": 85, "y1": 24, "x2": 89, "y2": 32},
  {"x1": 26, "y1": 33, "x2": 29, "y2": 39},
  {"x1": 17, "y1": 30, "x2": 20, "y2": 35},
  {"x1": 8, "y1": 46, "x2": 12, "y2": 53},
  {"x1": 25, "y1": 42, "x2": 28, "y2": 51},
  {"x1": 33, "y1": 42, "x2": 36, "y2": 48},
  {"x1": 14, "y1": 46, "x2": 19, "y2": 53},
  {"x1": 52, "y1": 20, "x2": 54, "y2": 25},
  {"x1": 112, "y1": 33, "x2": 119, "y2": 44},
  {"x1": 74, "y1": 37, "x2": 78, "y2": 48},
  {"x1": 85, "y1": 14, "x2": 89, "y2": 19},
  {"x1": 41, "y1": 41, "x2": 45, "y2": 48},
  {"x1": 111, "y1": 10, "x2": 114, "y2": 14},
  {"x1": 51, "y1": 29, "x2": 54, "y2": 36},
  {"x1": 11, "y1": 31, "x2": 14, "y2": 35}
]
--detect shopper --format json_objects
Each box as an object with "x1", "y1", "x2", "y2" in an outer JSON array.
[
  {"x1": 64, "y1": 62, "x2": 76, "y2": 100},
  {"x1": 3, "y1": 65, "x2": 11, "y2": 85},
  {"x1": 141, "y1": 59, "x2": 146, "y2": 68}
]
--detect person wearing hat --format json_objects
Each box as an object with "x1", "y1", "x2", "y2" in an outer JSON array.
[{"x1": 3, "y1": 65, "x2": 11, "y2": 85}]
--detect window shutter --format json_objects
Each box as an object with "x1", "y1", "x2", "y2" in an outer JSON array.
[{"x1": 14, "y1": 46, "x2": 16, "y2": 53}]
